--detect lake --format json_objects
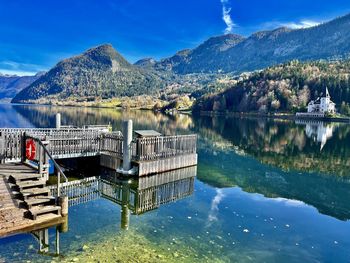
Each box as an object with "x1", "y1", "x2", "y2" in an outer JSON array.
[{"x1": 0, "y1": 104, "x2": 350, "y2": 262}]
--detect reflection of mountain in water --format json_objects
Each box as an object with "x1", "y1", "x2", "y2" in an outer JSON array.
[
  {"x1": 9, "y1": 104, "x2": 350, "y2": 221},
  {"x1": 11, "y1": 104, "x2": 194, "y2": 135},
  {"x1": 192, "y1": 116, "x2": 350, "y2": 221},
  {"x1": 197, "y1": 147, "x2": 350, "y2": 221},
  {"x1": 295, "y1": 120, "x2": 336, "y2": 151},
  {"x1": 194, "y1": 116, "x2": 350, "y2": 176}
]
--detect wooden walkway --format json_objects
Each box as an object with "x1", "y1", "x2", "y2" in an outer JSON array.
[{"x1": 0, "y1": 163, "x2": 64, "y2": 238}]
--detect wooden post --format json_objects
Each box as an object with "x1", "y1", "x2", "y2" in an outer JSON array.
[
  {"x1": 59, "y1": 196, "x2": 69, "y2": 217},
  {"x1": 59, "y1": 216, "x2": 69, "y2": 233},
  {"x1": 56, "y1": 113, "x2": 61, "y2": 130},
  {"x1": 38, "y1": 142, "x2": 43, "y2": 175},
  {"x1": 0, "y1": 131, "x2": 4, "y2": 164},
  {"x1": 42, "y1": 140, "x2": 49, "y2": 181},
  {"x1": 21, "y1": 132, "x2": 26, "y2": 163},
  {"x1": 122, "y1": 120, "x2": 133, "y2": 172},
  {"x1": 39, "y1": 229, "x2": 49, "y2": 253},
  {"x1": 57, "y1": 171, "x2": 61, "y2": 198}
]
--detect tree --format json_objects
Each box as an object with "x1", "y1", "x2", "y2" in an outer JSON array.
[{"x1": 340, "y1": 102, "x2": 350, "y2": 116}]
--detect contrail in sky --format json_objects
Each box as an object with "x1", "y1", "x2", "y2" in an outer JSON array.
[{"x1": 220, "y1": 0, "x2": 235, "y2": 34}]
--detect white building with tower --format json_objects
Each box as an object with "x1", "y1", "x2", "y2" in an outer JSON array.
[
  {"x1": 296, "y1": 87, "x2": 336, "y2": 118},
  {"x1": 307, "y1": 87, "x2": 336, "y2": 114}
]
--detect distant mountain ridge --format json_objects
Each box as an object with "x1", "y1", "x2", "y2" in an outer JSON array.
[
  {"x1": 0, "y1": 73, "x2": 43, "y2": 101},
  {"x1": 136, "y1": 13, "x2": 350, "y2": 74},
  {"x1": 10, "y1": 12, "x2": 350, "y2": 104},
  {"x1": 12, "y1": 44, "x2": 165, "y2": 103}
]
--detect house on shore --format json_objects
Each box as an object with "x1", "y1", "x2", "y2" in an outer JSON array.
[{"x1": 296, "y1": 87, "x2": 336, "y2": 118}]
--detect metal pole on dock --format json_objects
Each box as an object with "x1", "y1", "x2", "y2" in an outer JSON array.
[
  {"x1": 56, "y1": 113, "x2": 61, "y2": 130},
  {"x1": 122, "y1": 120, "x2": 133, "y2": 172}
]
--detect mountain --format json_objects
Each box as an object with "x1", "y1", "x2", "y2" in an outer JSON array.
[
  {"x1": 193, "y1": 59, "x2": 350, "y2": 115},
  {"x1": 138, "y1": 13, "x2": 350, "y2": 74},
  {"x1": 12, "y1": 44, "x2": 165, "y2": 103},
  {"x1": 11, "y1": 13, "x2": 350, "y2": 104},
  {"x1": 134, "y1": 58, "x2": 156, "y2": 68},
  {"x1": 0, "y1": 73, "x2": 42, "y2": 101}
]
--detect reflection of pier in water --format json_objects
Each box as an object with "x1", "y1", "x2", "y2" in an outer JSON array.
[
  {"x1": 295, "y1": 119, "x2": 336, "y2": 150},
  {"x1": 50, "y1": 166, "x2": 196, "y2": 230}
]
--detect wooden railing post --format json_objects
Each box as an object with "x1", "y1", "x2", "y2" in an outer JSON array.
[
  {"x1": 56, "y1": 113, "x2": 61, "y2": 130},
  {"x1": 57, "y1": 171, "x2": 61, "y2": 198},
  {"x1": 122, "y1": 120, "x2": 133, "y2": 172},
  {"x1": 41, "y1": 139, "x2": 50, "y2": 181},
  {"x1": 21, "y1": 132, "x2": 26, "y2": 163},
  {"x1": 38, "y1": 140, "x2": 43, "y2": 174},
  {"x1": 0, "y1": 131, "x2": 4, "y2": 164}
]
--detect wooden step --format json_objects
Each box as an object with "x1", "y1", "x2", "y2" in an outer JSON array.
[
  {"x1": 22, "y1": 188, "x2": 50, "y2": 199},
  {"x1": 36, "y1": 213, "x2": 63, "y2": 222},
  {"x1": 28, "y1": 205, "x2": 61, "y2": 220},
  {"x1": 16, "y1": 180, "x2": 46, "y2": 190},
  {"x1": 9, "y1": 173, "x2": 41, "y2": 183},
  {"x1": 0, "y1": 163, "x2": 30, "y2": 169},
  {"x1": 0, "y1": 170, "x2": 36, "y2": 176},
  {"x1": 25, "y1": 196, "x2": 55, "y2": 209}
]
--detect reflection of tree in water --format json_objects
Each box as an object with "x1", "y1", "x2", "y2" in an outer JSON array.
[
  {"x1": 193, "y1": 118, "x2": 350, "y2": 221},
  {"x1": 193, "y1": 116, "x2": 350, "y2": 176},
  {"x1": 12, "y1": 105, "x2": 194, "y2": 135},
  {"x1": 197, "y1": 150, "x2": 350, "y2": 221}
]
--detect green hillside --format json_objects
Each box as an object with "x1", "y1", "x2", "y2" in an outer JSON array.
[
  {"x1": 12, "y1": 44, "x2": 165, "y2": 103},
  {"x1": 193, "y1": 60, "x2": 350, "y2": 115}
]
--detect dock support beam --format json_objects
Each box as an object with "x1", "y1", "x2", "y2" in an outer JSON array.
[
  {"x1": 56, "y1": 113, "x2": 61, "y2": 130},
  {"x1": 122, "y1": 120, "x2": 133, "y2": 172},
  {"x1": 121, "y1": 181, "x2": 130, "y2": 230}
]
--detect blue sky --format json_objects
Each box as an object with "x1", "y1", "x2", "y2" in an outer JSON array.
[{"x1": 0, "y1": 0, "x2": 349, "y2": 75}]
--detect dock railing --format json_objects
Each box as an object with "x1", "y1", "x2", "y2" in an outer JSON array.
[
  {"x1": 99, "y1": 134, "x2": 197, "y2": 162},
  {"x1": 99, "y1": 132, "x2": 124, "y2": 157},
  {"x1": 0, "y1": 128, "x2": 114, "y2": 162},
  {"x1": 1, "y1": 127, "x2": 197, "y2": 170},
  {"x1": 133, "y1": 134, "x2": 197, "y2": 161},
  {"x1": 25, "y1": 134, "x2": 68, "y2": 197}
]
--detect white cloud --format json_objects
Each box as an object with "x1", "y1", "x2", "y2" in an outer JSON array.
[
  {"x1": 0, "y1": 69, "x2": 37, "y2": 76},
  {"x1": 281, "y1": 20, "x2": 320, "y2": 29},
  {"x1": 0, "y1": 60, "x2": 45, "y2": 76},
  {"x1": 261, "y1": 19, "x2": 321, "y2": 31},
  {"x1": 220, "y1": 0, "x2": 235, "y2": 34}
]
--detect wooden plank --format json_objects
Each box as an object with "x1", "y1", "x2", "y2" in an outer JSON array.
[
  {"x1": 137, "y1": 153, "x2": 198, "y2": 176},
  {"x1": 22, "y1": 188, "x2": 50, "y2": 199},
  {"x1": 29, "y1": 205, "x2": 61, "y2": 220},
  {"x1": 25, "y1": 197, "x2": 55, "y2": 209},
  {"x1": 9, "y1": 174, "x2": 42, "y2": 182},
  {"x1": 16, "y1": 180, "x2": 46, "y2": 190}
]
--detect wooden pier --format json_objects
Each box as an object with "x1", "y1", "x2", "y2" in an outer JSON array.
[{"x1": 0, "y1": 116, "x2": 197, "y2": 238}]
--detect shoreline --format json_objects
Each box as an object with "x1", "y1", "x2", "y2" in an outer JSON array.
[
  {"x1": 4, "y1": 101, "x2": 350, "y2": 123},
  {"x1": 198, "y1": 111, "x2": 350, "y2": 123}
]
